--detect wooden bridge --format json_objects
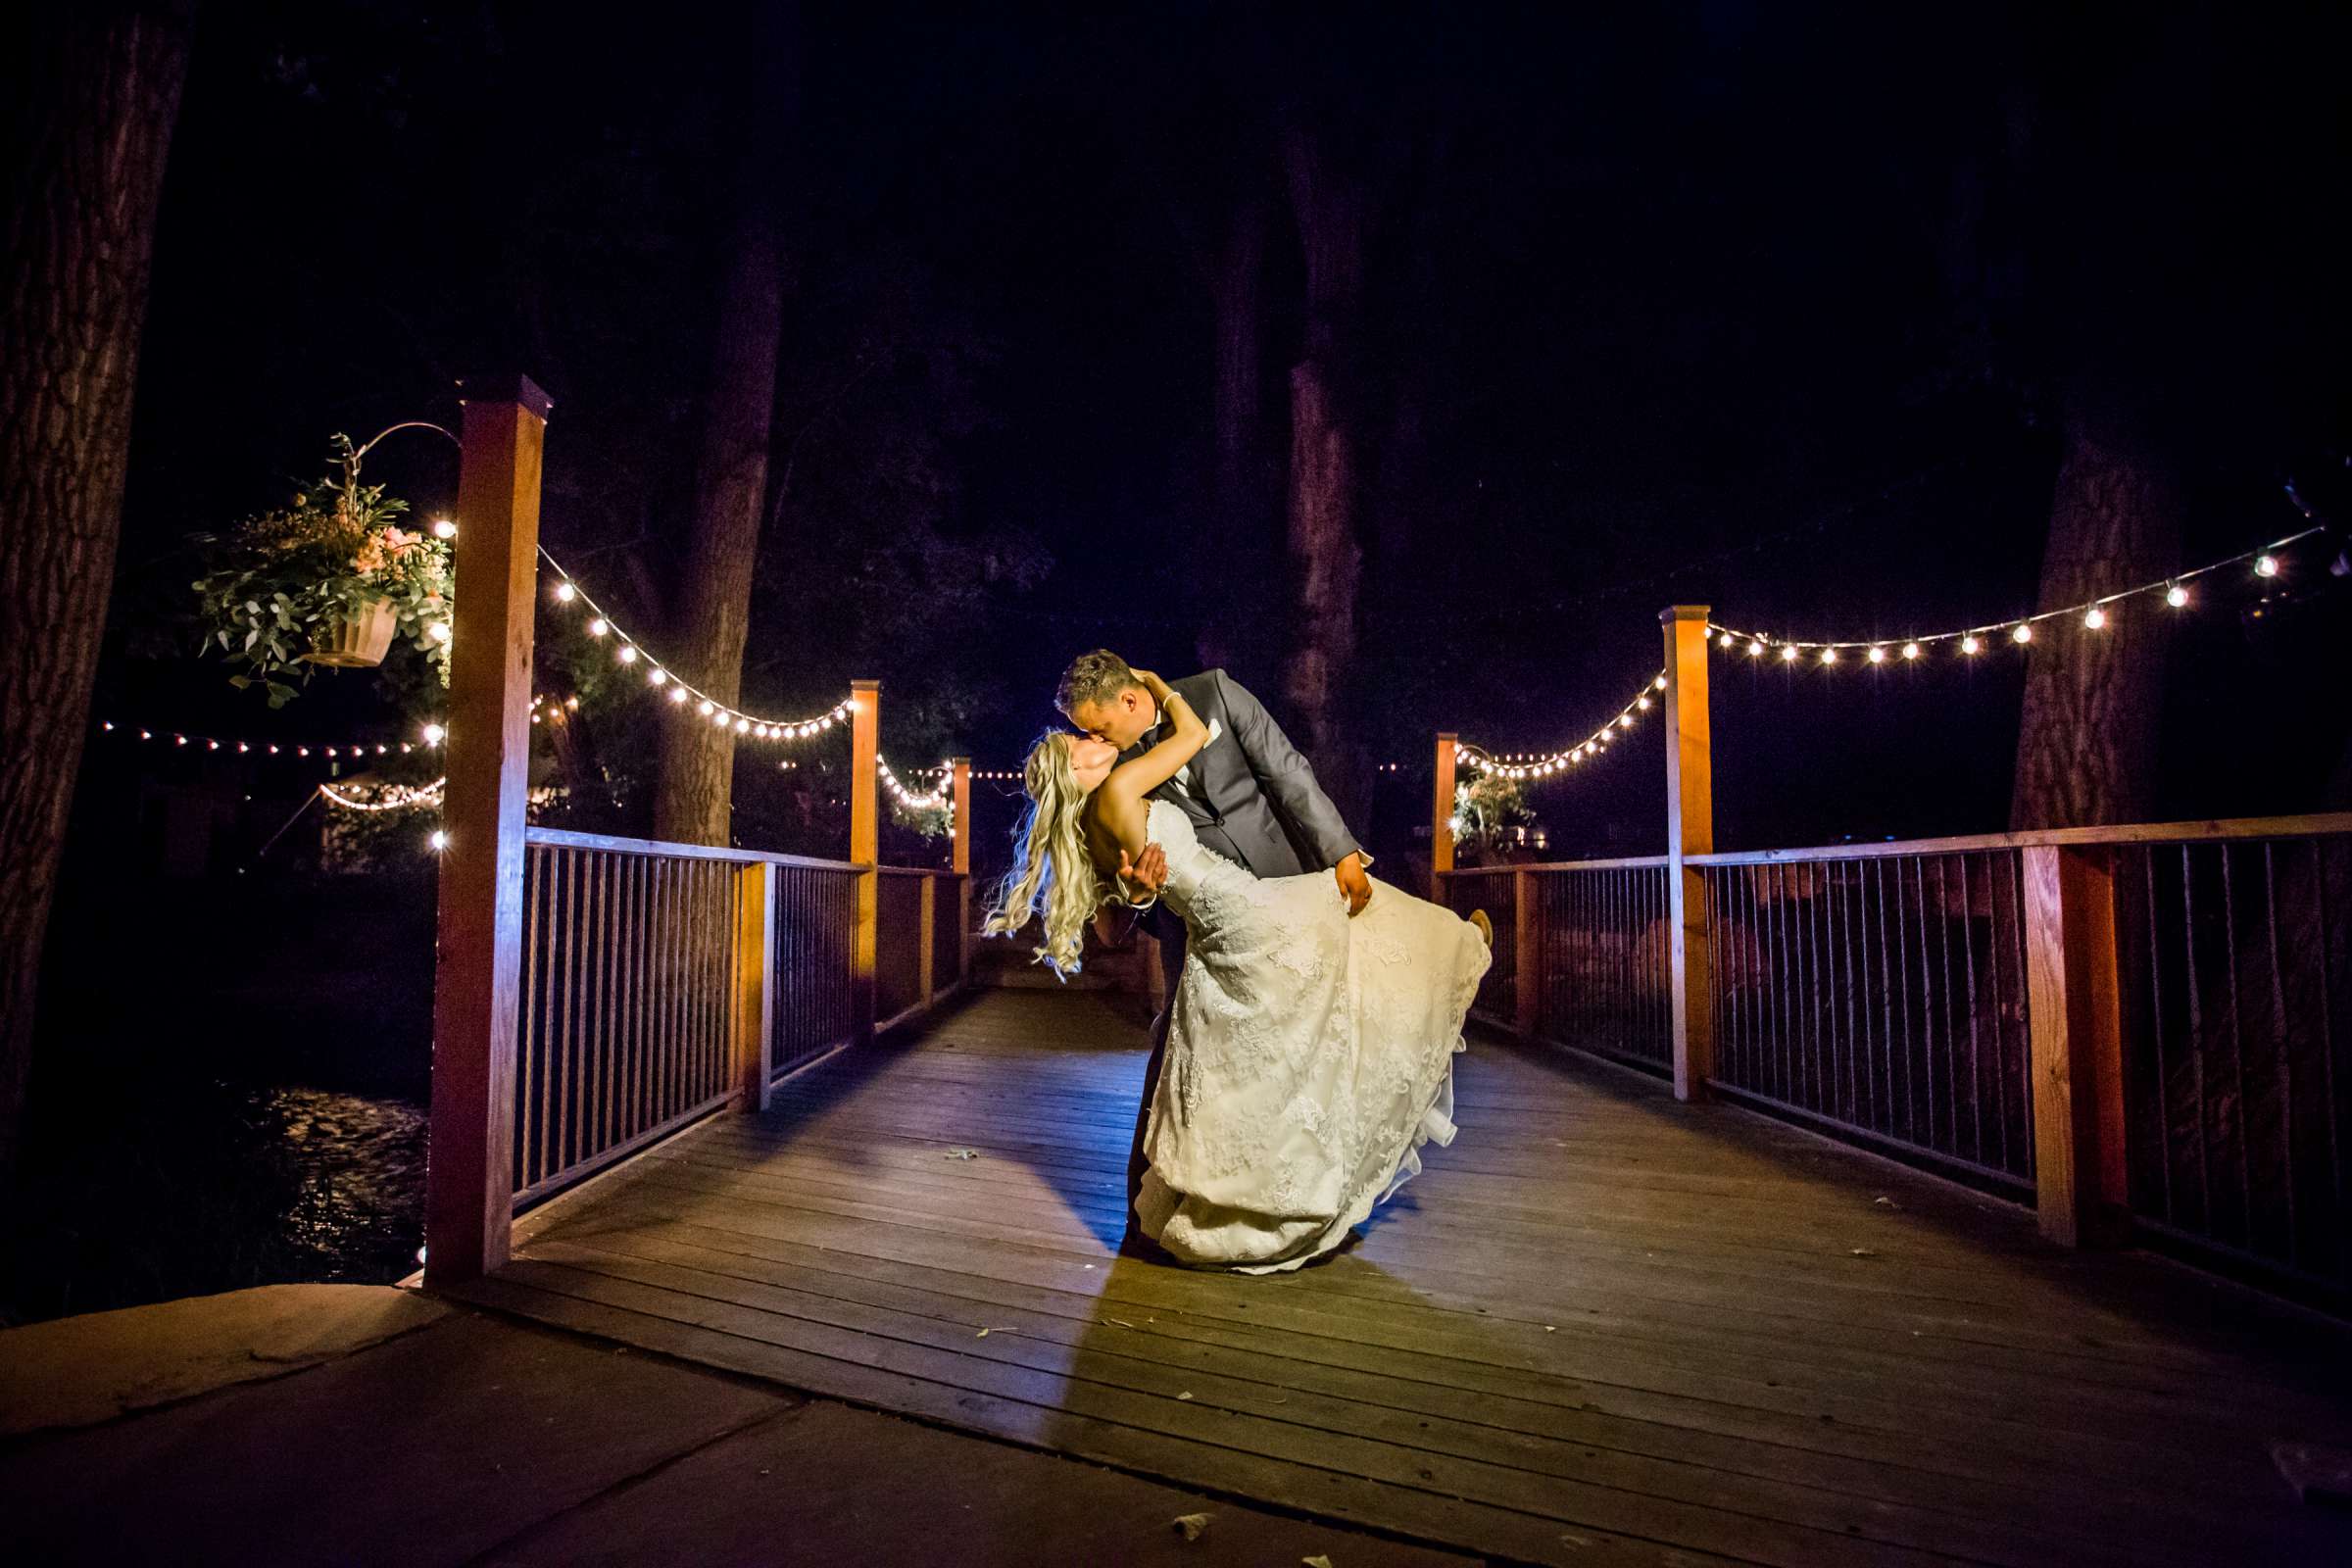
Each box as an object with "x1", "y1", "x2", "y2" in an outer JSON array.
[{"x1": 413, "y1": 383, "x2": 2352, "y2": 1564}]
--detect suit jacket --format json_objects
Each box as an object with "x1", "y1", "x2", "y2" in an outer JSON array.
[{"x1": 1118, "y1": 670, "x2": 1359, "y2": 941}]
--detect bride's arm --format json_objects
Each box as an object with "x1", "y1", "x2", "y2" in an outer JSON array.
[{"x1": 1102, "y1": 670, "x2": 1207, "y2": 801}]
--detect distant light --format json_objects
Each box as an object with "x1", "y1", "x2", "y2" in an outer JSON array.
[
  {"x1": 432, "y1": 518, "x2": 458, "y2": 539},
  {"x1": 1819, "y1": 648, "x2": 1837, "y2": 664},
  {"x1": 2012, "y1": 623, "x2": 2033, "y2": 644},
  {"x1": 1867, "y1": 646, "x2": 1886, "y2": 663},
  {"x1": 428, "y1": 621, "x2": 452, "y2": 644},
  {"x1": 2083, "y1": 606, "x2": 2106, "y2": 630},
  {"x1": 586, "y1": 617, "x2": 608, "y2": 637},
  {"x1": 698, "y1": 700, "x2": 714, "y2": 716},
  {"x1": 1747, "y1": 641, "x2": 1764, "y2": 658},
  {"x1": 667, "y1": 686, "x2": 688, "y2": 705},
  {"x1": 422, "y1": 723, "x2": 445, "y2": 746},
  {"x1": 617, "y1": 644, "x2": 639, "y2": 664},
  {"x1": 2166, "y1": 584, "x2": 2189, "y2": 608},
  {"x1": 1780, "y1": 645, "x2": 1798, "y2": 662},
  {"x1": 649, "y1": 667, "x2": 667, "y2": 686},
  {"x1": 554, "y1": 582, "x2": 575, "y2": 603},
  {"x1": 2256, "y1": 554, "x2": 2279, "y2": 578},
  {"x1": 1961, "y1": 635, "x2": 1982, "y2": 656},
  {"x1": 1901, "y1": 642, "x2": 1921, "y2": 661},
  {"x1": 429, "y1": 831, "x2": 449, "y2": 852}
]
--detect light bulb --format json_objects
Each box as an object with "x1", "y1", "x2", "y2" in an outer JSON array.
[
  {"x1": 1902, "y1": 642, "x2": 1921, "y2": 660},
  {"x1": 432, "y1": 518, "x2": 458, "y2": 539},
  {"x1": 1653, "y1": 675, "x2": 1668, "y2": 691},
  {"x1": 649, "y1": 667, "x2": 667, "y2": 685},
  {"x1": 1961, "y1": 635, "x2": 1982, "y2": 655},
  {"x1": 1637, "y1": 695, "x2": 1651, "y2": 710},
  {"x1": 1748, "y1": 641, "x2": 1764, "y2": 657},
  {"x1": 564, "y1": 695, "x2": 578, "y2": 710},
  {"x1": 208, "y1": 739, "x2": 220, "y2": 751},
  {"x1": 2256, "y1": 554, "x2": 2279, "y2": 578},
  {"x1": 698, "y1": 701, "x2": 715, "y2": 716},
  {"x1": 1867, "y1": 646, "x2": 1886, "y2": 663},
  {"x1": 2167, "y1": 584, "x2": 2189, "y2": 608},
  {"x1": 269, "y1": 745, "x2": 280, "y2": 755},
  {"x1": 617, "y1": 644, "x2": 638, "y2": 663},
  {"x1": 667, "y1": 686, "x2": 688, "y2": 705},
  {"x1": 554, "y1": 582, "x2": 575, "y2": 603},
  {"x1": 1781, "y1": 645, "x2": 1798, "y2": 662},
  {"x1": 586, "y1": 617, "x2": 608, "y2": 637},
  {"x1": 430, "y1": 831, "x2": 449, "y2": 852},
  {"x1": 2083, "y1": 607, "x2": 2106, "y2": 629},
  {"x1": 2012, "y1": 623, "x2": 2033, "y2": 644},
  {"x1": 1819, "y1": 648, "x2": 1837, "y2": 664},
  {"x1": 734, "y1": 717, "x2": 751, "y2": 733},
  {"x1": 428, "y1": 621, "x2": 452, "y2": 643},
  {"x1": 1718, "y1": 631, "x2": 1736, "y2": 648}
]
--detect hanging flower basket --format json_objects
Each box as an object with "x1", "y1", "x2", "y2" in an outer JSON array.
[{"x1": 305, "y1": 596, "x2": 399, "y2": 667}]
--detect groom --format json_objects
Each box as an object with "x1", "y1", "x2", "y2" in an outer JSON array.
[{"x1": 1055, "y1": 651, "x2": 1372, "y2": 1243}]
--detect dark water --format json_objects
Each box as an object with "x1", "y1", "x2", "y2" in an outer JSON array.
[{"x1": 5, "y1": 869, "x2": 437, "y2": 1326}]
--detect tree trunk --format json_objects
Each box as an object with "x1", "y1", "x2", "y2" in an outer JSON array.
[
  {"x1": 1279, "y1": 121, "x2": 1365, "y2": 825},
  {"x1": 2009, "y1": 385, "x2": 2184, "y2": 829},
  {"x1": 653, "y1": 14, "x2": 793, "y2": 847},
  {"x1": 1199, "y1": 190, "x2": 1265, "y2": 672},
  {"x1": 0, "y1": 4, "x2": 195, "y2": 1182}
]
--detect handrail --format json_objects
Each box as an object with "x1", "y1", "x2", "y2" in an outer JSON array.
[
  {"x1": 1685, "y1": 811, "x2": 2352, "y2": 866},
  {"x1": 523, "y1": 824, "x2": 867, "y2": 875},
  {"x1": 1440, "y1": 855, "x2": 1671, "y2": 874}
]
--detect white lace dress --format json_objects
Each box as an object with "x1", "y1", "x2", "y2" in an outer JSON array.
[{"x1": 1134, "y1": 800, "x2": 1492, "y2": 1272}]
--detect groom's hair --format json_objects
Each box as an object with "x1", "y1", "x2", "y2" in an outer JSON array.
[{"x1": 1055, "y1": 649, "x2": 1139, "y2": 715}]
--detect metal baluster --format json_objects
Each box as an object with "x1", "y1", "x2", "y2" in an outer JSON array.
[
  {"x1": 2182, "y1": 844, "x2": 2211, "y2": 1228},
  {"x1": 2143, "y1": 847, "x2": 2172, "y2": 1225},
  {"x1": 2223, "y1": 845, "x2": 2251, "y2": 1249},
  {"x1": 2265, "y1": 842, "x2": 2296, "y2": 1270}
]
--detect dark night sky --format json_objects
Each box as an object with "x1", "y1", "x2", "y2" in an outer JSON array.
[{"x1": 97, "y1": 0, "x2": 2350, "y2": 864}]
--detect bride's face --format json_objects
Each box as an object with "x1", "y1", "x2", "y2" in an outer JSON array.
[{"x1": 1066, "y1": 735, "x2": 1117, "y2": 794}]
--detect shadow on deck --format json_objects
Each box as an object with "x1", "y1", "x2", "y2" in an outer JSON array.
[{"x1": 437, "y1": 988, "x2": 2352, "y2": 1567}]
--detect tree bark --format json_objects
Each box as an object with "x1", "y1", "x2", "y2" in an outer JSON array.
[
  {"x1": 1279, "y1": 121, "x2": 1366, "y2": 824},
  {"x1": 1199, "y1": 190, "x2": 1265, "y2": 671},
  {"x1": 2009, "y1": 384, "x2": 2185, "y2": 829},
  {"x1": 0, "y1": 4, "x2": 195, "y2": 1181},
  {"x1": 653, "y1": 13, "x2": 793, "y2": 847}
]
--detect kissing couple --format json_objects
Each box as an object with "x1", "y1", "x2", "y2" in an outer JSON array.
[{"x1": 985, "y1": 652, "x2": 1492, "y2": 1273}]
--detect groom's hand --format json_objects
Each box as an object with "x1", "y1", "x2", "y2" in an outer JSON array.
[
  {"x1": 1335, "y1": 853, "x2": 1372, "y2": 917},
  {"x1": 1118, "y1": 842, "x2": 1169, "y2": 903}
]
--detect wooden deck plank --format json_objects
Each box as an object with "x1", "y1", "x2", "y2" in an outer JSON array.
[{"x1": 466, "y1": 988, "x2": 2352, "y2": 1567}]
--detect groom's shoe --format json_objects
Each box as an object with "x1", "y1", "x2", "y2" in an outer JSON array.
[{"x1": 1469, "y1": 908, "x2": 1494, "y2": 949}]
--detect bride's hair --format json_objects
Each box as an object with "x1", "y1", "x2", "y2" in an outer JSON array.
[{"x1": 981, "y1": 731, "x2": 1105, "y2": 978}]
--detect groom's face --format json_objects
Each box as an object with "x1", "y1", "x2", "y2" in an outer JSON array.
[{"x1": 1066, "y1": 683, "x2": 1156, "y2": 751}]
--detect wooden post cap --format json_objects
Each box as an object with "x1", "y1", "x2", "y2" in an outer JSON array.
[
  {"x1": 1662, "y1": 605, "x2": 1712, "y2": 623},
  {"x1": 455, "y1": 373, "x2": 556, "y2": 420}
]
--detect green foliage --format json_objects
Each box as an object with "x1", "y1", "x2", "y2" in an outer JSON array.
[
  {"x1": 189, "y1": 435, "x2": 454, "y2": 707},
  {"x1": 1450, "y1": 773, "x2": 1533, "y2": 858}
]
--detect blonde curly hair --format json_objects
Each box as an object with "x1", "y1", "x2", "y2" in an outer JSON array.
[{"x1": 981, "y1": 731, "x2": 1108, "y2": 977}]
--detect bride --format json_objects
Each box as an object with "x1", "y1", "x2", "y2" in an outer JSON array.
[{"x1": 985, "y1": 668, "x2": 1492, "y2": 1273}]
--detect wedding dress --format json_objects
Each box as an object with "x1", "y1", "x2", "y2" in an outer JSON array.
[{"x1": 1134, "y1": 799, "x2": 1492, "y2": 1272}]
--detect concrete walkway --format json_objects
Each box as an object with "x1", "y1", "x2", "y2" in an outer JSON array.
[{"x1": 1, "y1": 1286, "x2": 1475, "y2": 1567}]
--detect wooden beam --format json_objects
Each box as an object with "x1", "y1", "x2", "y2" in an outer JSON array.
[
  {"x1": 424, "y1": 375, "x2": 551, "y2": 1286},
  {"x1": 916, "y1": 872, "x2": 937, "y2": 1011},
  {"x1": 950, "y1": 756, "x2": 973, "y2": 985},
  {"x1": 849, "y1": 679, "x2": 879, "y2": 1044},
  {"x1": 733, "y1": 859, "x2": 776, "y2": 1113},
  {"x1": 1431, "y1": 731, "x2": 1457, "y2": 901},
  {"x1": 1662, "y1": 605, "x2": 1715, "y2": 1102},
  {"x1": 2021, "y1": 844, "x2": 2129, "y2": 1247},
  {"x1": 1512, "y1": 867, "x2": 1541, "y2": 1039}
]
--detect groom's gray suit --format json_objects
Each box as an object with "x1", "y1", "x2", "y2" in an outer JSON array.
[{"x1": 1116, "y1": 669, "x2": 1363, "y2": 1232}]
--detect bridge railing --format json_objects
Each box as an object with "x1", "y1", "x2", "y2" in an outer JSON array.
[
  {"x1": 1446, "y1": 815, "x2": 2352, "y2": 1300},
  {"x1": 510, "y1": 830, "x2": 968, "y2": 1209}
]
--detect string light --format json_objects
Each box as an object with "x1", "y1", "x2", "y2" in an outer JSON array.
[
  {"x1": 537, "y1": 548, "x2": 854, "y2": 743},
  {"x1": 1453, "y1": 670, "x2": 1667, "y2": 785},
  {"x1": 319, "y1": 777, "x2": 447, "y2": 811},
  {"x1": 878, "y1": 756, "x2": 952, "y2": 811},
  {"x1": 1707, "y1": 526, "x2": 2322, "y2": 660},
  {"x1": 100, "y1": 718, "x2": 437, "y2": 760}
]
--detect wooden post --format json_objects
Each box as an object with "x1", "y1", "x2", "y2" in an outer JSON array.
[
  {"x1": 733, "y1": 860, "x2": 776, "y2": 1112},
  {"x1": 1662, "y1": 605, "x2": 1715, "y2": 1102},
  {"x1": 424, "y1": 375, "x2": 551, "y2": 1286},
  {"x1": 1431, "y1": 731, "x2": 1457, "y2": 903},
  {"x1": 849, "y1": 679, "x2": 879, "y2": 1044},
  {"x1": 1512, "y1": 867, "x2": 1542, "y2": 1039},
  {"x1": 2021, "y1": 845, "x2": 2129, "y2": 1247},
  {"x1": 916, "y1": 873, "x2": 937, "y2": 1010},
  {"x1": 950, "y1": 757, "x2": 973, "y2": 986}
]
